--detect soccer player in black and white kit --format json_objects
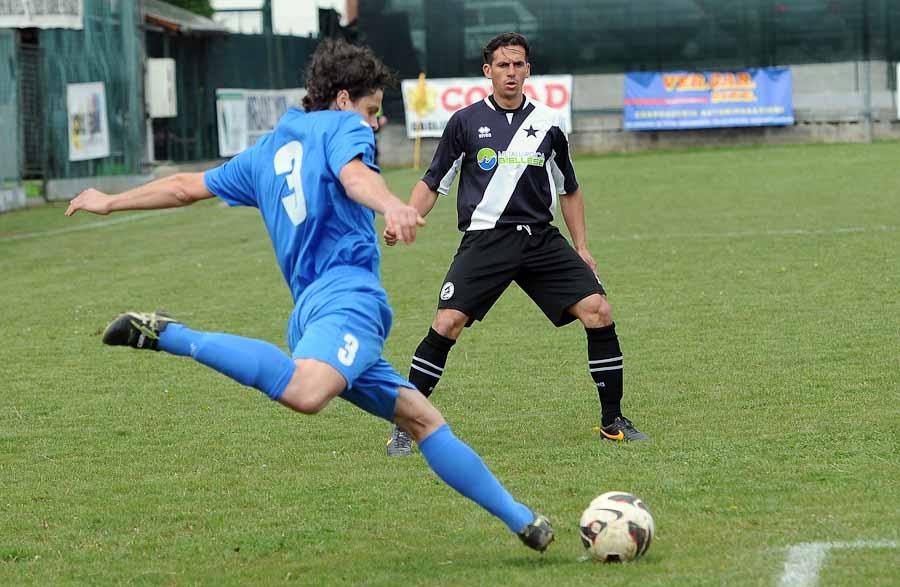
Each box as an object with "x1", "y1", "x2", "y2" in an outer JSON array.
[{"x1": 384, "y1": 32, "x2": 648, "y2": 456}]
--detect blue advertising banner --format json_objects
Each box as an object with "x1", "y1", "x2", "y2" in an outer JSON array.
[{"x1": 624, "y1": 68, "x2": 794, "y2": 131}]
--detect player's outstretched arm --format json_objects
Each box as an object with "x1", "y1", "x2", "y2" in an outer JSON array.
[
  {"x1": 339, "y1": 159, "x2": 425, "y2": 244},
  {"x1": 560, "y1": 187, "x2": 598, "y2": 273},
  {"x1": 65, "y1": 172, "x2": 213, "y2": 217}
]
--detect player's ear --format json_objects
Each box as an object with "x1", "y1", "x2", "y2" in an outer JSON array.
[
  {"x1": 335, "y1": 89, "x2": 351, "y2": 110},
  {"x1": 482, "y1": 63, "x2": 491, "y2": 79}
]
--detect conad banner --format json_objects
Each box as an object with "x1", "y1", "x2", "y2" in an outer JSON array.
[
  {"x1": 401, "y1": 75, "x2": 573, "y2": 138},
  {"x1": 216, "y1": 88, "x2": 307, "y2": 157},
  {"x1": 624, "y1": 68, "x2": 794, "y2": 131}
]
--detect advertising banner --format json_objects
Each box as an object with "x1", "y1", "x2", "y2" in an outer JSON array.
[
  {"x1": 401, "y1": 75, "x2": 573, "y2": 138},
  {"x1": 67, "y1": 82, "x2": 110, "y2": 161},
  {"x1": 624, "y1": 68, "x2": 794, "y2": 131},
  {"x1": 216, "y1": 88, "x2": 307, "y2": 157},
  {"x1": 0, "y1": 0, "x2": 83, "y2": 29}
]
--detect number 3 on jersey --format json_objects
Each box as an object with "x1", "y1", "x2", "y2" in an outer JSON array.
[{"x1": 274, "y1": 141, "x2": 307, "y2": 225}]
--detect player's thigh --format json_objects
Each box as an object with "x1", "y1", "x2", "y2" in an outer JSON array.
[
  {"x1": 340, "y1": 358, "x2": 415, "y2": 423},
  {"x1": 517, "y1": 228, "x2": 605, "y2": 327},
  {"x1": 291, "y1": 304, "x2": 386, "y2": 395},
  {"x1": 278, "y1": 358, "x2": 347, "y2": 414},
  {"x1": 437, "y1": 229, "x2": 520, "y2": 324}
]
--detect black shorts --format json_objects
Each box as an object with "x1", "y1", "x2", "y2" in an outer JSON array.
[{"x1": 436, "y1": 224, "x2": 606, "y2": 327}]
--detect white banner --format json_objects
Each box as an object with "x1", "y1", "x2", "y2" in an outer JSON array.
[
  {"x1": 401, "y1": 75, "x2": 573, "y2": 138},
  {"x1": 0, "y1": 0, "x2": 83, "y2": 29},
  {"x1": 216, "y1": 88, "x2": 307, "y2": 157},
  {"x1": 67, "y1": 82, "x2": 110, "y2": 162}
]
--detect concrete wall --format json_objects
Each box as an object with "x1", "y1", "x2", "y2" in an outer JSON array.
[{"x1": 376, "y1": 61, "x2": 900, "y2": 167}]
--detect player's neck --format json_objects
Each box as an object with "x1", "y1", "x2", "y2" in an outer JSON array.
[{"x1": 490, "y1": 94, "x2": 525, "y2": 112}]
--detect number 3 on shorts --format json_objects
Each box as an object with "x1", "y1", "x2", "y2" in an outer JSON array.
[{"x1": 337, "y1": 333, "x2": 359, "y2": 366}]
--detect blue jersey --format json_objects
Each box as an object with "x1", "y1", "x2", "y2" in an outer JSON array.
[{"x1": 204, "y1": 108, "x2": 381, "y2": 302}]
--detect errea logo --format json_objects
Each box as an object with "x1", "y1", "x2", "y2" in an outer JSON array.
[{"x1": 478, "y1": 126, "x2": 492, "y2": 138}]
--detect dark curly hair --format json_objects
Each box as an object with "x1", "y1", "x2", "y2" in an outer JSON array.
[
  {"x1": 302, "y1": 39, "x2": 398, "y2": 112},
  {"x1": 482, "y1": 32, "x2": 530, "y2": 64}
]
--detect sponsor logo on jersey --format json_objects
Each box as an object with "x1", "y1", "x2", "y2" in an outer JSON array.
[
  {"x1": 477, "y1": 148, "x2": 497, "y2": 171},
  {"x1": 440, "y1": 281, "x2": 455, "y2": 300},
  {"x1": 498, "y1": 150, "x2": 545, "y2": 167},
  {"x1": 478, "y1": 126, "x2": 492, "y2": 138}
]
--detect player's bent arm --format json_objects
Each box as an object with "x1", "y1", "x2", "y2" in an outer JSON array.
[
  {"x1": 559, "y1": 187, "x2": 589, "y2": 250},
  {"x1": 339, "y1": 158, "x2": 425, "y2": 243},
  {"x1": 339, "y1": 158, "x2": 404, "y2": 214},
  {"x1": 65, "y1": 172, "x2": 213, "y2": 216}
]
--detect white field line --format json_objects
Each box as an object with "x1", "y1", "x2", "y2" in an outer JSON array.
[
  {"x1": 778, "y1": 540, "x2": 898, "y2": 587},
  {"x1": 0, "y1": 209, "x2": 181, "y2": 243}
]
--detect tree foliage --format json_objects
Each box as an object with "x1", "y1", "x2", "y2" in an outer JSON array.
[{"x1": 165, "y1": 0, "x2": 214, "y2": 19}]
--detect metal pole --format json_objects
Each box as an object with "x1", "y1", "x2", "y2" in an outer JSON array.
[
  {"x1": 862, "y1": 0, "x2": 873, "y2": 143},
  {"x1": 262, "y1": 0, "x2": 273, "y2": 36}
]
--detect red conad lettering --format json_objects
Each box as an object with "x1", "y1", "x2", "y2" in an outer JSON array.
[
  {"x1": 544, "y1": 83, "x2": 569, "y2": 108},
  {"x1": 442, "y1": 87, "x2": 464, "y2": 112}
]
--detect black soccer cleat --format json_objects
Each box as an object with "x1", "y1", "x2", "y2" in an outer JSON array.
[
  {"x1": 101, "y1": 311, "x2": 180, "y2": 351},
  {"x1": 518, "y1": 514, "x2": 555, "y2": 553},
  {"x1": 600, "y1": 416, "x2": 649, "y2": 442}
]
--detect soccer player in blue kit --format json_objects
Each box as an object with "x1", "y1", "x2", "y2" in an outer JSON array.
[{"x1": 64, "y1": 39, "x2": 553, "y2": 553}]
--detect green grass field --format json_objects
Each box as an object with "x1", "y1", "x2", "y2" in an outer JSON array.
[{"x1": 1, "y1": 142, "x2": 898, "y2": 586}]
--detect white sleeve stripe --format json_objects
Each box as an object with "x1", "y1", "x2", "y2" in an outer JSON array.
[{"x1": 437, "y1": 154, "x2": 464, "y2": 195}]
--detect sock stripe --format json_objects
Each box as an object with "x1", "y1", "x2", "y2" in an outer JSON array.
[
  {"x1": 590, "y1": 365, "x2": 623, "y2": 373},
  {"x1": 589, "y1": 355, "x2": 623, "y2": 364},
  {"x1": 412, "y1": 356, "x2": 445, "y2": 372},
  {"x1": 411, "y1": 363, "x2": 443, "y2": 378}
]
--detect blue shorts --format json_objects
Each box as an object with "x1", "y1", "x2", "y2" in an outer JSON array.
[{"x1": 287, "y1": 267, "x2": 414, "y2": 422}]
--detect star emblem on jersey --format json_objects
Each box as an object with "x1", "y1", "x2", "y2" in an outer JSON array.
[
  {"x1": 524, "y1": 125, "x2": 539, "y2": 138},
  {"x1": 440, "y1": 282, "x2": 455, "y2": 300}
]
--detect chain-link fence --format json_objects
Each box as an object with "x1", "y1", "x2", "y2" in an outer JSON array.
[
  {"x1": 35, "y1": 0, "x2": 143, "y2": 180},
  {"x1": 0, "y1": 29, "x2": 19, "y2": 189},
  {"x1": 361, "y1": 0, "x2": 900, "y2": 118},
  {"x1": 146, "y1": 32, "x2": 318, "y2": 162}
]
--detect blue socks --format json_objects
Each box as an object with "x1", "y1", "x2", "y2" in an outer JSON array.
[
  {"x1": 159, "y1": 324, "x2": 295, "y2": 400},
  {"x1": 419, "y1": 424, "x2": 534, "y2": 534},
  {"x1": 157, "y1": 327, "x2": 532, "y2": 533}
]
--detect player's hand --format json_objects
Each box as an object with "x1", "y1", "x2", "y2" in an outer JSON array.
[
  {"x1": 65, "y1": 188, "x2": 111, "y2": 216},
  {"x1": 384, "y1": 204, "x2": 426, "y2": 244},
  {"x1": 577, "y1": 245, "x2": 599, "y2": 275},
  {"x1": 382, "y1": 227, "x2": 399, "y2": 246}
]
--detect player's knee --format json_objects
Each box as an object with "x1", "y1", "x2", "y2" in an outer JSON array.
[
  {"x1": 595, "y1": 296, "x2": 613, "y2": 325},
  {"x1": 394, "y1": 388, "x2": 446, "y2": 442},
  {"x1": 277, "y1": 361, "x2": 341, "y2": 415},
  {"x1": 432, "y1": 310, "x2": 467, "y2": 340},
  {"x1": 575, "y1": 294, "x2": 613, "y2": 328}
]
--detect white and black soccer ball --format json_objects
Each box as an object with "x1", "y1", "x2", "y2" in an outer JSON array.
[{"x1": 579, "y1": 491, "x2": 655, "y2": 562}]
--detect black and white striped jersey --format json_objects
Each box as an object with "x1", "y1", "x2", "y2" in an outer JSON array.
[{"x1": 422, "y1": 95, "x2": 578, "y2": 232}]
